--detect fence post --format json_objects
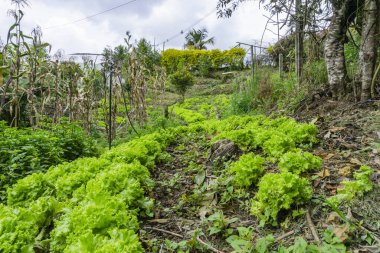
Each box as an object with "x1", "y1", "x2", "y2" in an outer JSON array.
[
  {"x1": 108, "y1": 65, "x2": 113, "y2": 150},
  {"x1": 250, "y1": 45, "x2": 254, "y2": 81},
  {"x1": 279, "y1": 53, "x2": 283, "y2": 79}
]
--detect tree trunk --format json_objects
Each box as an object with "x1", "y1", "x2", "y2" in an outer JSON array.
[
  {"x1": 359, "y1": 0, "x2": 379, "y2": 101},
  {"x1": 324, "y1": 0, "x2": 356, "y2": 100}
]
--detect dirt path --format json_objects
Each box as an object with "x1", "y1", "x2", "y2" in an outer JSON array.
[{"x1": 139, "y1": 99, "x2": 380, "y2": 252}]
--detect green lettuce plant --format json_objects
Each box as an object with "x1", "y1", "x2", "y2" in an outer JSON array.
[
  {"x1": 251, "y1": 172, "x2": 312, "y2": 226},
  {"x1": 262, "y1": 133, "x2": 295, "y2": 160},
  {"x1": 278, "y1": 149, "x2": 323, "y2": 175},
  {"x1": 229, "y1": 153, "x2": 266, "y2": 188},
  {"x1": 327, "y1": 165, "x2": 374, "y2": 206}
]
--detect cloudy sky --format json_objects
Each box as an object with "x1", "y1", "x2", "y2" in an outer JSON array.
[{"x1": 0, "y1": 0, "x2": 280, "y2": 56}]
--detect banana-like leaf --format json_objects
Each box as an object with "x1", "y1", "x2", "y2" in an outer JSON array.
[
  {"x1": 20, "y1": 32, "x2": 33, "y2": 40},
  {"x1": 7, "y1": 32, "x2": 18, "y2": 42},
  {"x1": 7, "y1": 24, "x2": 19, "y2": 41},
  {"x1": 0, "y1": 65, "x2": 10, "y2": 70},
  {"x1": 18, "y1": 10, "x2": 24, "y2": 19},
  {"x1": 38, "y1": 43, "x2": 52, "y2": 53},
  {"x1": 19, "y1": 53, "x2": 29, "y2": 57},
  {"x1": 22, "y1": 42, "x2": 31, "y2": 53}
]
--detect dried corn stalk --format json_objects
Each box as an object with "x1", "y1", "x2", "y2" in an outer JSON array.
[{"x1": 128, "y1": 49, "x2": 147, "y2": 124}]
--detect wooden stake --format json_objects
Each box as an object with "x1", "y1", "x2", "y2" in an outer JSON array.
[{"x1": 306, "y1": 209, "x2": 320, "y2": 243}]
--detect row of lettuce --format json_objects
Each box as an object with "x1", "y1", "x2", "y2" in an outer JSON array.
[
  {"x1": 0, "y1": 127, "x2": 178, "y2": 252},
  {"x1": 0, "y1": 113, "x2": 374, "y2": 251},
  {"x1": 171, "y1": 94, "x2": 231, "y2": 123},
  {"x1": 171, "y1": 104, "x2": 374, "y2": 228}
]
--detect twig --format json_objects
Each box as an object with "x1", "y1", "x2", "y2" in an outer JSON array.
[
  {"x1": 159, "y1": 243, "x2": 164, "y2": 253},
  {"x1": 146, "y1": 219, "x2": 169, "y2": 224},
  {"x1": 275, "y1": 230, "x2": 295, "y2": 242},
  {"x1": 196, "y1": 237, "x2": 223, "y2": 253},
  {"x1": 306, "y1": 209, "x2": 321, "y2": 243},
  {"x1": 144, "y1": 226, "x2": 184, "y2": 239}
]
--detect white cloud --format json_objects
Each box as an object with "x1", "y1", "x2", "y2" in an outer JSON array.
[{"x1": 0, "y1": 0, "x2": 280, "y2": 55}]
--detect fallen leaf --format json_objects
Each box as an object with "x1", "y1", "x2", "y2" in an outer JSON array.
[
  {"x1": 333, "y1": 224, "x2": 350, "y2": 242},
  {"x1": 350, "y1": 158, "x2": 362, "y2": 166},
  {"x1": 325, "y1": 184, "x2": 338, "y2": 194},
  {"x1": 326, "y1": 212, "x2": 340, "y2": 224},
  {"x1": 195, "y1": 170, "x2": 206, "y2": 185},
  {"x1": 198, "y1": 206, "x2": 211, "y2": 220},
  {"x1": 325, "y1": 184, "x2": 338, "y2": 190},
  {"x1": 346, "y1": 208, "x2": 354, "y2": 221},
  {"x1": 338, "y1": 166, "x2": 352, "y2": 177},
  {"x1": 324, "y1": 132, "x2": 332, "y2": 139},
  {"x1": 341, "y1": 143, "x2": 358, "y2": 149},
  {"x1": 324, "y1": 153, "x2": 335, "y2": 160},
  {"x1": 310, "y1": 117, "x2": 321, "y2": 124},
  {"x1": 329, "y1": 127, "x2": 346, "y2": 133},
  {"x1": 317, "y1": 169, "x2": 331, "y2": 178}
]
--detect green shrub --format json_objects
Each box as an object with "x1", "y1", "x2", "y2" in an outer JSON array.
[
  {"x1": 278, "y1": 150, "x2": 322, "y2": 175},
  {"x1": 230, "y1": 77, "x2": 256, "y2": 114},
  {"x1": 0, "y1": 121, "x2": 98, "y2": 200},
  {"x1": 303, "y1": 61, "x2": 328, "y2": 88},
  {"x1": 228, "y1": 153, "x2": 266, "y2": 188},
  {"x1": 168, "y1": 68, "x2": 195, "y2": 100},
  {"x1": 161, "y1": 48, "x2": 245, "y2": 74},
  {"x1": 251, "y1": 172, "x2": 312, "y2": 226},
  {"x1": 197, "y1": 55, "x2": 212, "y2": 77}
]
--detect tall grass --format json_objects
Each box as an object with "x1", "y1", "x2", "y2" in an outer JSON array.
[{"x1": 229, "y1": 61, "x2": 328, "y2": 114}]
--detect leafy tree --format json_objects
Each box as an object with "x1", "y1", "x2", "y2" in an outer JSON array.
[
  {"x1": 217, "y1": 0, "x2": 380, "y2": 101},
  {"x1": 184, "y1": 28, "x2": 215, "y2": 50},
  {"x1": 168, "y1": 68, "x2": 194, "y2": 101},
  {"x1": 136, "y1": 38, "x2": 161, "y2": 72}
]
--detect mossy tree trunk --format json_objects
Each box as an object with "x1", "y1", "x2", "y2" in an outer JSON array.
[
  {"x1": 324, "y1": 0, "x2": 357, "y2": 100},
  {"x1": 358, "y1": 0, "x2": 379, "y2": 101}
]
